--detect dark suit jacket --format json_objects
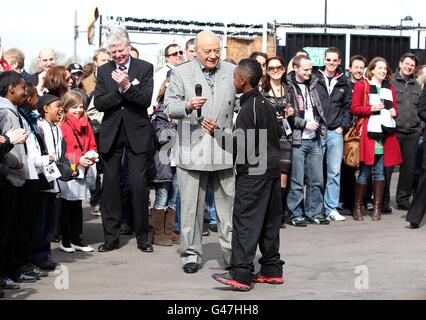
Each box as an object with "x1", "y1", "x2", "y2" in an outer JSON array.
[
  {"x1": 93, "y1": 58, "x2": 154, "y2": 154},
  {"x1": 26, "y1": 71, "x2": 39, "y2": 86}
]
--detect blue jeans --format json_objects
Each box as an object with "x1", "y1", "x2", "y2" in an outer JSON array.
[
  {"x1": 206, "y1": 181, "x2": 217, "y2": 224},
  {"x1": 175, "y1": 191, "x2": 181, "y2": 232},
  {"x1": 357, "y1": 155, "x2": 385, "y2": 185},
  {"x1": 321, "y1": 130, "x2": 344, "y2": 215},
  {"x1": 287, "y1": 139, "x2": 324, "y2": 219},
  {"x1": 154, "y1": 168, "x2": 178, "y2": 210}
]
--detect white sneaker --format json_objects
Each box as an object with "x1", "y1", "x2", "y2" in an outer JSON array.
[
  {"x1": 327, "y1": 210, "x2": 346, "y2": 221},
  {"x1": 72, "y1": 243, "x2": 94, "y2": 252},
  {"x1": 90, "y1": 205, "x2": 101, "y2": 216},
  {"x1": 60, "y1": 242, "x2": 75, "y2": 253}
]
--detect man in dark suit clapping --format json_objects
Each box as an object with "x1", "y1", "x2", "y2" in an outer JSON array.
[{"x1": 94, "y1": 27, "x2": 154, "y2": 253}]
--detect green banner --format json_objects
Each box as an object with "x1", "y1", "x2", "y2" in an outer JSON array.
[{"x1": 303, "y1": 47, "x2": 328, "y2": 67}]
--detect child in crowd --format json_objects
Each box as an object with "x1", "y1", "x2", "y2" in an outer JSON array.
[
  {"x1": 58, "y1": 90, "x2": 98, "y2": 253},
  {"x1": 0, "y1": 71, "x2": 28, "y2": 291},
  {"x1": 14, "y1": 82, "x2": 51, "y2": 282},
  {"x1": 151, "y1": 78, "x2": 180, "y2": 246},
  {"x1": 203, "y1": 59, "x2": 285, "y2": 291},
  {"x1": 32, "y1": 94, "x2": 73, "y2": 270}
]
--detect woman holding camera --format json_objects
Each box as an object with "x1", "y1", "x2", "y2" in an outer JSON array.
[{"x1": 261, "y1": 56, "x2": 295, "y2": 227}]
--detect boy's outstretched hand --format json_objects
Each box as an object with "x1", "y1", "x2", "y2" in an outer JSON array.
[{"x1": 201, "y1": 117, "x2": 218, "y2": 135}]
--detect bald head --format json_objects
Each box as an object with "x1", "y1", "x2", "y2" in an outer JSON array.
[
  {"x1": 195, "y1": 31, "x2": 221, "y2": 70},
  {"x1": 38, "y1": 48, "x2": 57, "y2": 72}
]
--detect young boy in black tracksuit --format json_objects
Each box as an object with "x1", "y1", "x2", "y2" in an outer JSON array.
[{"x1": 202, "y1": 59, "x2": 284, "y2": 291}]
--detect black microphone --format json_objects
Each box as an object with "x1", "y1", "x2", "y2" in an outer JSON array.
[{"x1": 195, "y1": 84, "x2": 202, "y2": 119}]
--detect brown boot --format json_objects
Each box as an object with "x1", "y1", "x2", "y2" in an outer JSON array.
[
  {"x1": 353, "y1": 183, "x2": 367, "y2": 221},
  {"x1": 372, "y1": 180, "x2": 385, "y2": 221},
  {"x1": 165, "y1": 208, "x2": 180, "y2": 244},
  {"x1": 152, "y1": 208, "x2": 173, "y2": 246}
]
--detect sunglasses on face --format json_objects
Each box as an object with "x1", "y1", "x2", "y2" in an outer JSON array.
[
  {"x1": 167, "y1": 51, "x2": 184, "y2": 57},
  {"x1": 267, "y1": 65, "x2": 284, "y2": 72},
  {"x1": 325, "y1": 58, "x2": 339, "y2": 63}
]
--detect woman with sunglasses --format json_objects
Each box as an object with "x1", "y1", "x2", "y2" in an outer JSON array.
[{"x1": 261, "y1": 56, "x2": 295, "y2": 228}]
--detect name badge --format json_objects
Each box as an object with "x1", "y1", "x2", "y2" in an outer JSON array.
[{"x1": 43, "y1": 162, "x2": 61, "y2": 182}]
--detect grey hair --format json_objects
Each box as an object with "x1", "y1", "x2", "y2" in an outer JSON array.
[{"x1": 107, "y1": 27, "x2": 131, "y2": 47}]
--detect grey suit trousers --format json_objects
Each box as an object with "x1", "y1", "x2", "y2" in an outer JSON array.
[{"x1": 177, "y1": 167, "x2": 234, "y2": 267}]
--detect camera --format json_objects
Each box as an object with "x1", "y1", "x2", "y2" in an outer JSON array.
[{"x1": 275, "y1": 99, "x2": 286, "y2": 117}]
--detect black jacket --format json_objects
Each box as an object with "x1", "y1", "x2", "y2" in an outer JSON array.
[
  {"x1": 216, "y1": 88, "x2": 282, "y2": 179},
  {"x1": 317, "y1": 68, "x2": 352, "y2": 131},
  {"x1": 391, "y1": 72, "x2": 423, "y2": 135},
  {"x1": 417, "y1": 87, "x2": 426, "y2": 141},
  {"x1": 94, "y1": 58, "x2": 154, "y2": 154}
]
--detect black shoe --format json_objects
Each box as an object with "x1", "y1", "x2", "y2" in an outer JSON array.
[
  {"x1": 36, "y1": 261, "x2": 58, "y2": 271},
  {"x1": 28, "y1": 264, "x2": 48, "y2": 277},
  {"x1": 183, "y1": 262, "x2": 200, "y2": 274},
  {"x1": 0, "y1": 277, "x2": 20, "y2": 290},
  {"x1": 138, "y1": 243, "x2": 153, "y2": 253},
  {"x1": 19, "y1": 265, "x2": 40, "y2": 280},
  {"x1": 209, "y1": 224, "x2": 218, "y2": 232},
  {"x1": 120, "y1": 223, "x2": 133, "y2": 235},
  {"x1": 306, "y1": 215, "x2": 330, "y2": 225},
  {"x1": 98, "y1": 242, "x2": 119, "y2": 252},
  {"x1": 291, "y1": 217, "x2": 307, "y2": 227},
  {"x1": 212, "y1": 272, "x2": 252, "y2": 291},
  {"x1": 410, "y1": 222, "x2": 420, "y2": 229},
  {"x1": 397, "y1": 203, "x2": 410, "y2": 211},
  {"x1": 13, "y1": 273, "x2": 37, "y2": 283},
  {"x1": 202, "y1": 230, "x2": 210, "y2": 236},
  {"x1": 381, "y1": 204, "x2": 393, "y2": 214}
]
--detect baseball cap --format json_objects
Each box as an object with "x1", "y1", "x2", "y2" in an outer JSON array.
[
  {"x1": 36, "y1": 94, "x2": 60, "y2": 114},
  {"x1": 68, "y1": 63, "x2": 84, "y2": 74}
]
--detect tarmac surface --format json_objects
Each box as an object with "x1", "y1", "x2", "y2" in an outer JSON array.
[{"x1": 3, "y1": 173, "x2": 426, "y2": 301}]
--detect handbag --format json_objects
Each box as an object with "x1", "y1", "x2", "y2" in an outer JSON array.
[
  {"x1": 343, "y1": 80, "x2": 368, "y2": 168},
  {"x1": 343, "y1": 118, "x2": 364, "y2": 168}
]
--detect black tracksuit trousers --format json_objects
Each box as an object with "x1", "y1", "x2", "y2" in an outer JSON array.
[{"x1": 230, "y1": 175, "x2": 284, "y2": 285}]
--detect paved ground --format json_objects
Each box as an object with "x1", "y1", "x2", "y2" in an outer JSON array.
[{"x1": 3, "y1": 173, "x2": 426, "y2": 301}]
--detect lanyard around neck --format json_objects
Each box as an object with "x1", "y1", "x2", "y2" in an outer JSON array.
[
  {"x1": 45, "y1": 119, "x2": 59, "y2": 157},
  {"x1": 271, "y1": 85, "x2": 285, "y2": 106}
]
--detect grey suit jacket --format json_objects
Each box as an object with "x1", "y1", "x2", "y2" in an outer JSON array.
[{"x1": 164, "y1": 60, "x2": 236, "y2": 171}]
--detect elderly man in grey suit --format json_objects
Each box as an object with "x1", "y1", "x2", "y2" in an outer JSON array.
[{"x1": 164, "y1": 30, "x2": 236, "y2": 274}]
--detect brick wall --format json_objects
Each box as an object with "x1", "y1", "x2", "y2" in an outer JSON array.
[{"x1": 226, "y1": 35, "x2": 276, "y2": 63}]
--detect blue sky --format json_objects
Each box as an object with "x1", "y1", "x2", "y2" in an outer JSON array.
[{"x1": 1, "y1": 0, "x2": 424, "y2": 71}]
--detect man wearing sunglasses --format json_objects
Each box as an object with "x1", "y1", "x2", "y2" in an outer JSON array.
[
  {"x1": 317, "y1": 47, "x2": 352, "y2": 222},
  {"x1": 151, "y1": 44, "x2": 184, "y2": 112}
]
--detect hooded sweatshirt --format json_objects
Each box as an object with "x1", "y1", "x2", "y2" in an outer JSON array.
[{"x1": 0, "y1": 97, "x2": 27, "y2": 186}]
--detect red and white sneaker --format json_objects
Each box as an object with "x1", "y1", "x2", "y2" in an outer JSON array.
[
  {"x1": 212, "y1": 272, "x2": 253, "y2": 292},
  {"x1": 252, "y1": 273, "x2": 284, "y2": 284}
]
